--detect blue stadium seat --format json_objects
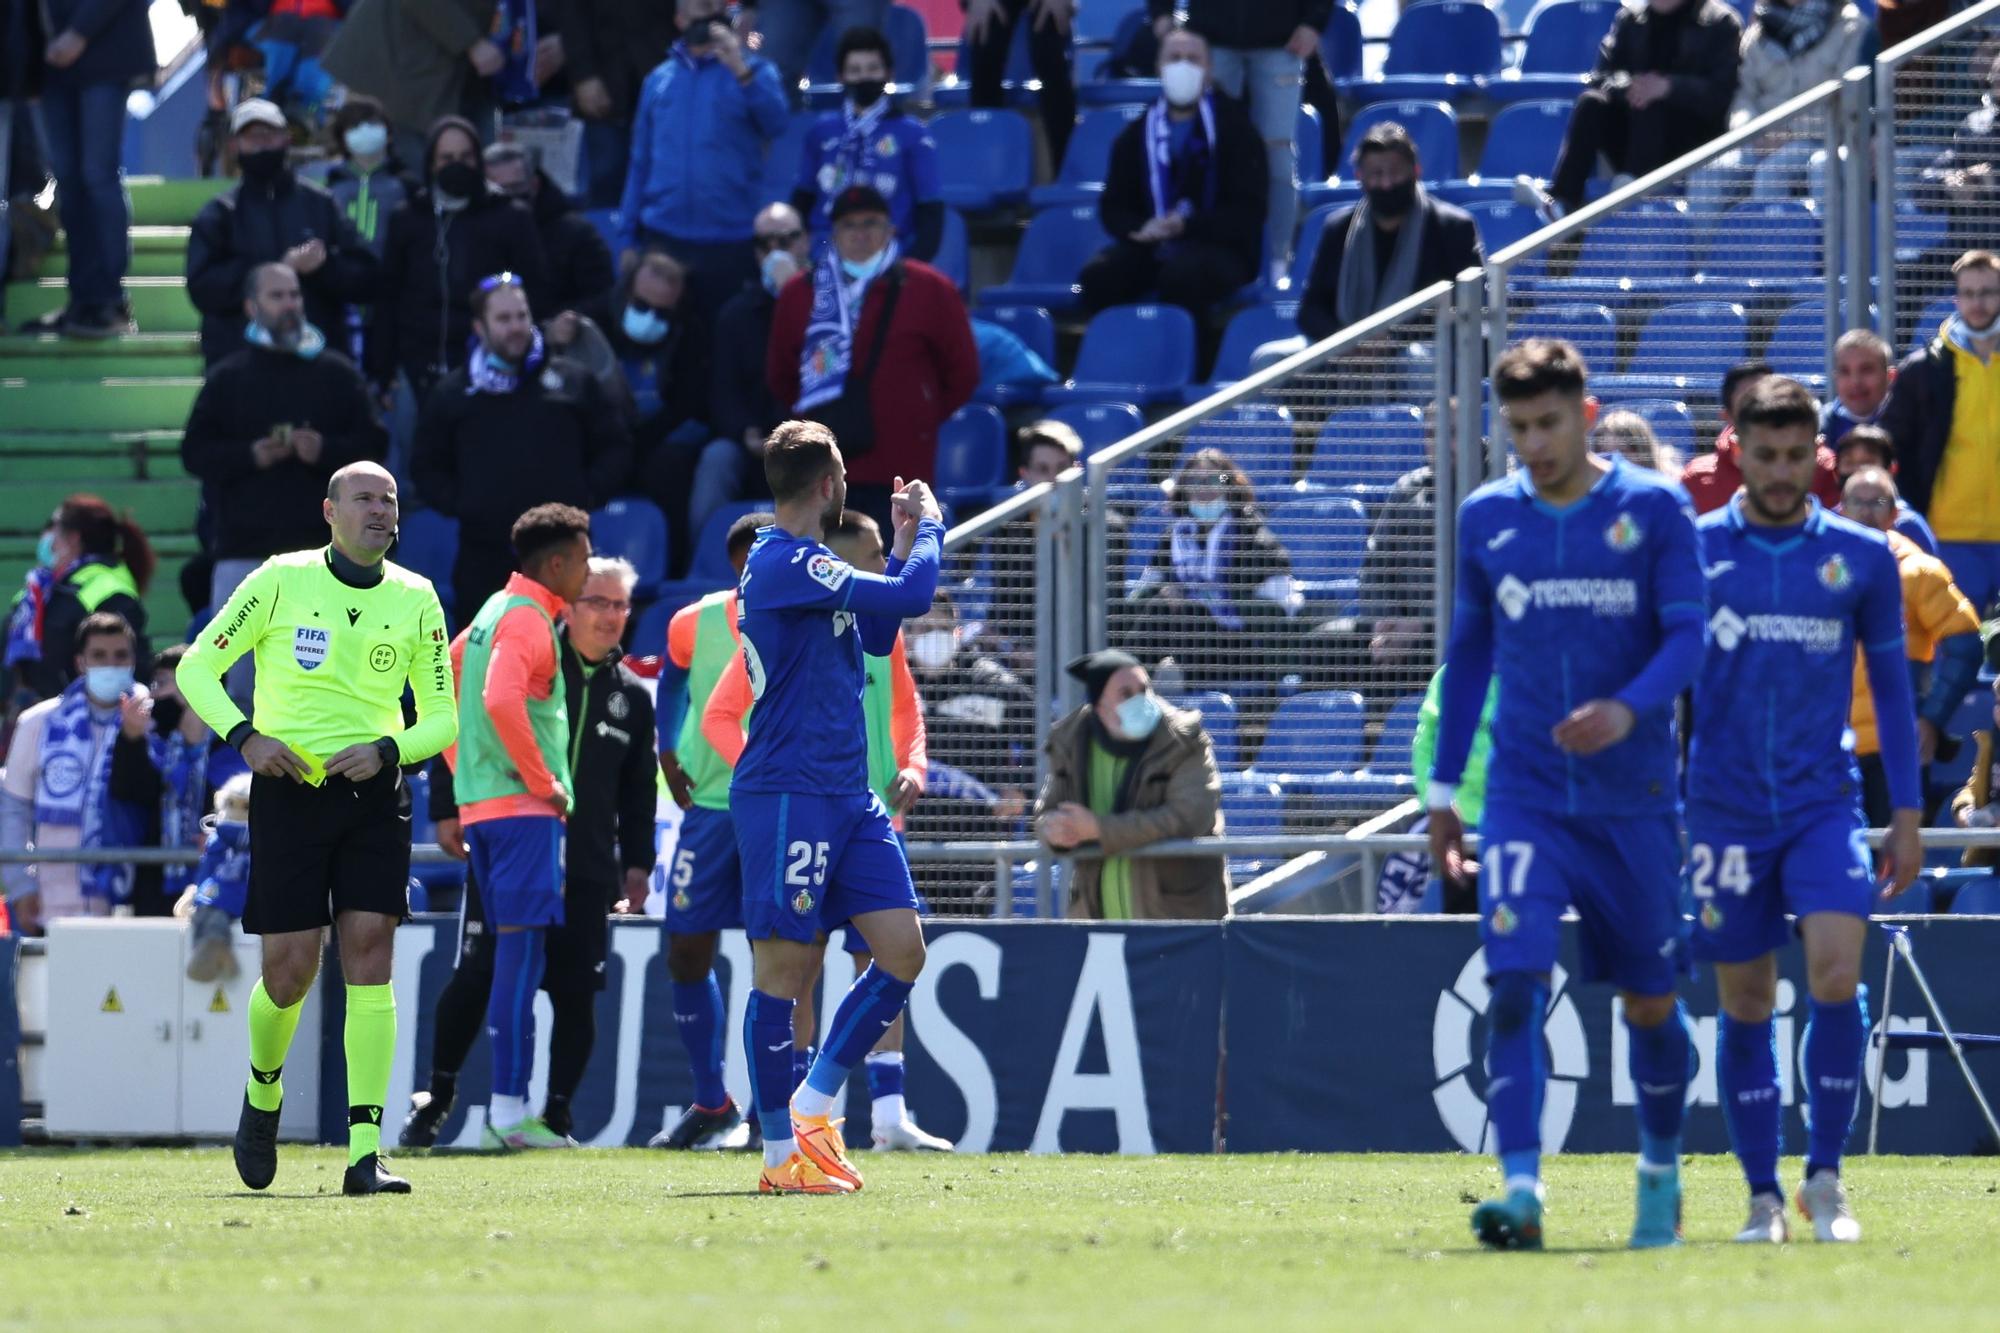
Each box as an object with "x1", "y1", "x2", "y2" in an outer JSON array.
[
  {"x1": 1179, "y1": 402, "x2": 1297, "y2": 496},
  {"x1": 1281, "y1": 496, "x2": 1370, "y2": 605},
  {"x1": 1952, "y1": 876, "x2": 2000, "y2": 914},
  {"x1": 1118, "y1": 502, "x2": 1172, "y2": 592},
  {"x1": 1472, "y1": 100, "x2": 1572, "y2": 182},
  {"x1": 1596, "y1": 397, "x2": 1696, "y2": 462},
  {"x1": 1218, "y1": 771, "x2": 1287, "y2": 879},
  {"x1": 1046, "y1": 400, "x2": 1144, "y2": 456},
  {"x1": 1295, "y1": 105, "x2": 1323, "y2": 192},
  {"x1": 1691, "y1": 200, "x2": 1824, "y2": 303},
  {"x1": 760, "y1": 110, "x2": 817, "y2": 208},
  {"x1": 582, "y1": 208, "x2": 621, "y2": 254},
  {"x1": 1320, "y1": 3, "x2": 1365, "y2": 91},
  {"x1": 1765, "y1": 299, "x2": 1831, "y2": 388},
  {"x1": 1909, "y1": 293, "x2": 1955, "y2": 352},
  {"x1": 1253, "y1": 690, "x2": 1368, "y2": 775},
  {"x1": 688, "y1": 501, "x2": 770, "y2": 585},
  {"x1": 1199, "y1": 302, "x2": 1301, "y2": 394},
  {"x1": 931, "y1": 110, "x2": 1034, "y2": 211},
  {"x1": 1519, "y1": 197, "x2": 1693, "y2": 308},
  {"x1": 979, "y1": 206, "x2": 1107, "y2": 312},
  {"x1": 1487, "y1": 0, "x2": 1623, "y2": 103},
  {"x1": 1030, "y1": 104, "x2": 1145, "y2": 208},
  {"x1": 1372, "y1": 692, "x2": 1428, "y2": 773},
  {"x1": 395, "y1": 510, "x2": 459, "y2": 611},
  {"x1": 1514, "y1": 302, "x2": 1617, "y2": 373},
  {"x1": 1307, "y1": 404, "x2": 1428, "y2": 488},
  {"x1": 1596, "y1": 299, "x2": 1748, "y2": 398},
  {"x1": 1288, "y1": 203, "x2": 1342, "y2": 290},
  {"x1": 980, "y1": 302, "x2": 1057, "y2": 375},
  {"x1": 801, "y1": 3, "x2": 930, "y2": 104},
  {"x1": 937, "y1": 404, "x2": 1011, "y2": 509},
  {"x1": 934, "y1": 21, "x2": 1040, "y2": 108},
  {"x1": 630, "y1": 597, "x2": 678, "y2": 660},
  {"x1": 406, "y1": 767, "x2": 467, "y2": 894},
  {"x1": 1463, "y1": 201, "x2": 1548, "y2": 265},
  {"x1": 932, "y1": 206, "x2": 970, "y2": 291},
  {"x1": 1075, "y1": 0, "x2": 1138, "y2": 43},
  {"x1": 1169, "y1": 690, "x2": 1240, "y2": 769},
  {"x1": 1044, "y1": 303, "x2": 1198, "y2": 406},
  {"x1": 1375, "y1": 2, "x2": 1504, "y2": 103},
  {"x1": 1328, "y1": 101, "x2": 1460, "y2": 188},
  {"x1": 591, "y1": 498, "x2": 670, "y2": 597}
]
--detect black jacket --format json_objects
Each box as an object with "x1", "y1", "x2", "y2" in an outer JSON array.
[
  {"x1": 2, "y1": 0, "x2": 47, "y2": 99},
  {"x1": 1877, "y1": 334, "x2": 1959, "y2": 520},
  {"x1": 21, "y1": 564, "x2": 150, "y2": 701},
  {"x1": 185, "y1": 171, "x2": 380, "y2": 365},
  {"x1": 1100, "y1": 92, "x2": 1267, "y2": 274},
  {"x1": 1144, "y1": 0, "x2": 1332, "y2": 51},
  {"x1": 373, "y1": 185, "x2": 548, "y2": 387},
  {"x1": 559, "y1": 0, "x2": 680, "y2": 122},
  {"x1": 1357, "y1": 464, "x2": 1435, "y2": 629},
  {"x1": 427, "y1": 635, "x2": 658, "y2": 893},
  {"x1": 1591, "y1": 0, "x2": 1742, "y2": 166},
  {"x1": 531, "y1": 171, "x2": 615, "y2": 315},
  {"x1": 179, "y1": 344, "x2": 386, "y2": 560},
  {"x1": 1298, "y1": 195, "x2": 1482, "y2": 342},
  {"x1": 40, "y1": 0, "x2": 153, "y2": 87},
  {"x1": 576, "y1": 286, "x2": 709, "y2": 442},
  {"x1": 711, "y1": 282, "x2": 781, "y2": 447}
]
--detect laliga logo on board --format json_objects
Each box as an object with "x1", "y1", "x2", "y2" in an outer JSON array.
[{"x1": 1433, "y1": 948, "x2": 1589, "y2": 1153}]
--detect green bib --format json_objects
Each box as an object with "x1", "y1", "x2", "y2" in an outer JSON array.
[
  {"x1": 678, "y1": 592, "x2": 741, "y2": 810},
  {"x1": 70, "y1": 561, "x2": 139, "y2": 612},
  {"x1": 863, "y1": 651, "x2": 895, "y2": 806},
  {"x1": 455, "y1": 591, "x2": 571, "y2": 805}
]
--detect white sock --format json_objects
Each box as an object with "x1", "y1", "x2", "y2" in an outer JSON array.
[
  {"x1": 873, "y1": 1093, "x2": 907, "y2": 1127},
  {"x1": 490, "y1": 1093, "x2": 527, "y2": 1128},
  {"x1": 792, "y1": 1084, "x2": 834, "y2": 1119},
  {"x1": 764, "y1": 1135, "x2": 795, "y2": 1168},
  {"x1": 1504, "y1": 1174, "x2": 1544, "y2": 1200}
]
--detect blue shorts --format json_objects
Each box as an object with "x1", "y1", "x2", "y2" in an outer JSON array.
[
  {"x1": 664, "y1": 804, "x2": 743, "y2": 934},
  {"x1": 1687, "y1": 802, "x2": 1873, "y2": 964},
  {"x1": 735, "y1": 789, "x2": 919, "y2": 944},
  {"x1": 1478, "y1": 801, "x2": 1685, "y2": 995},
  {"x1": 465, "y1": 815, "x2": 565, "y2": 929}
]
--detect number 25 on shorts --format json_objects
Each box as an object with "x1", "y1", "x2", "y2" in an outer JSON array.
[{"x1": 786, "y1": 840, "x2": 830, "y2": 888}]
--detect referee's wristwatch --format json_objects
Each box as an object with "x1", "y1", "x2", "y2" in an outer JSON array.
[{"x1": 373, "y1": 736, "x2": 400, "y2": 770}]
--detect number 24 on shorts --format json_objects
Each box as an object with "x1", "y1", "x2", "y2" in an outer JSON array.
[{"x1": 1690, "y1": 843, "x2": 1750, "y2": 899}]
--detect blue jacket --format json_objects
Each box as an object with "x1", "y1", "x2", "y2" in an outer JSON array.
[
  {"x1": 618, "y1": 46, "x2": 789, "y2": 249},
  {"x1": 41, "y1": 0, "x2": 154, "y2": 87}
]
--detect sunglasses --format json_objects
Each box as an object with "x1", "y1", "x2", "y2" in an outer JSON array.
[
  {"x1": 477, "y1": 271, "x2": 523, "y2": 293},
  {"x1": 754, "y1": 229, "x2": 804, "y2": 253}
]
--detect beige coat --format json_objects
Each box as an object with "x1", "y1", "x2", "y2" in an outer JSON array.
[
  {"x1": 1951, "y1": 729, "x2": 1998, "y2": 869},
  {"x1": 1731, "y1": 5, "x2": 1871, "y2": 122},
  {"x1": 1035, "y1": 702, "x2": 1228, "y2": 920}
]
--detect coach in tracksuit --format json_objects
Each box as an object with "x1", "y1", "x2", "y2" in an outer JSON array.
[{"x1": 402, "y1": 556, "x2": 659, "y2": 1147}]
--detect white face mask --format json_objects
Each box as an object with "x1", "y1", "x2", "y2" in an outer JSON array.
[
  {"x1": 1114, "y1": 690, "x2": 1163, "y2": 740},
  {"x1": 84, "y1": 665, "x2": 134, "y2": 702},
  {"x1": 343, "y1": 122, "x2": 388, "y2": 159},
  {"x1": 1160, "y1": 59, "x2": 1206, "y2": 107},
  {"x1": 910, "y1": 630, "x2": 956, "y2": 672}
]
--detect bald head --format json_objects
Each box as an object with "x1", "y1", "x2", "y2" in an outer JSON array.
[
  {"x1": 1841, "y1": 465, "x2": 1899, "y2": 533},
  {"x1": 329, "y1": 461, "x2": 395, "y2": 503},
  {"x1": 324, "y1": 462, "x2": 399, "y2": 565},
  {"x1": 753, "y1": 201, "x2": 811, "y2": 281}
]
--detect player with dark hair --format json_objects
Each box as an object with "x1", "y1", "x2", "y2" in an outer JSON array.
[
  {"x1": 448, "y1": 502, "x2": 593, "y2": 1148},
  {"x1": 730, "y1": 419, "x2": 943, "y2": 1193},
  {"x1": 1689, "y1": 374, "x2": 1923, "y2": 1243},
  {"x1": 1430, "y1": 338, "x2": 1708, "y2": 1249}
]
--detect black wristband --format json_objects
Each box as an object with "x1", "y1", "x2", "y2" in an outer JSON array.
[
  {"x1": 374, "y1": 736, "x2": 400, "y2": 768},
  {"x1": 226, "y1": 722, "x2": 255, "y2": 751}
]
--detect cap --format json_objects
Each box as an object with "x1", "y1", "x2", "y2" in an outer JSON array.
[
  {"x1": 230, "y1": 98, "x2": 287, "y2": 134},
  {"x1": 829, "y1": 184, "x2": 891, "y2": 222},
  {"x1": 1065, "y1": 649, "x2": 1143, "y2": 705}
]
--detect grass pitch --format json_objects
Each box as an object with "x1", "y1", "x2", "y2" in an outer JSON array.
[{"x1": 2, "y1": 1149, "x2": 1995, "y2": 1330}]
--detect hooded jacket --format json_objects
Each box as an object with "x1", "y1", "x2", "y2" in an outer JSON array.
[{"x1": 527, "y1": 169, "x2": 616, "y2": 315}]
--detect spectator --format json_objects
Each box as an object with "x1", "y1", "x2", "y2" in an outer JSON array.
[
  {"x1": 0, "y1": 0, "x2": 51, "y2": 330},
  {"x1": 185, "y1": 98, "x2": 380, "y2": 367},
  {"x1": 1036, "y1": 649, "x2": 1227, "y2": 920},
  {"x1": 1733, "y1": 0, "x2": 1871, "y2": 122},
  {"x1": 1681, "y1": 360, "x2": 1842, "y2": 515},
  {"x1": 1842, "y1": 466, "x2": 1982, "y2": 825},
  {"x1": 412, "y1": 274, "x2": 631, "y2": 617},
  {"x1": 792, "y1": 26, "x2": 943, "y2": 261},
  {"x1": 756, "y1": 0, "x2": 887, "y2": 100},
  {"x1": 1594, "y1": 408, "x2": 1682, "y2": 473},
  {"x1": 372, "y1": 115, "x2": 547, "y2": 402},
  {"x1": 1834, "y1": 424, "x2": 1937, "y2": 553},
  {"x1": 701, "y1": 205, "x2": 809, "y2": 533},
  {"x1": 963, "y1": 0, "x2": 1074, "y2": 169},
  {"x1": 1, "y1": 612, "x2": 145, "y2": 932},
  {"x1": 768, "y1": 184, "x2": 978, "y2": 532},
  {"x1": 1017, "y1": 419, "x2": 1082, "y2": 487},
  {"x1": 306, "y1": 95, "x2": 412, "y2": 260},
  {"x1": 180, "y1": 262, "x2": 386, "y2": 711},
  {"x1": 558, "y1": 0, "x2": 680, "y2": 206},
  {"x1": 322, "y1": 0, "x2": 507, "y2": 160},
  {"x1": 1824, "y1": 327, "x2": 1894, "y2": 448},
  {"x1": 1079, "y1": 27, "x2": 1266, "y2": 320},
  {"x1": 9, "y1": 494, "x2": 153, "y2": 704},
  {"x1": 1879, "y1": 248, "x2": 2000, "y2": 618},
  {"x1": 24, "y1": 0, "x2": 153, "y2": 339},
  {"x1": 1149, "y1": 0, "x2": 1325, "y2": 284},
  {"x1": 1297, "y1": 122, "x2": 1481, "y2": 344},
  {"x1": 107, "y1": 643, "x2": 212, "y2": 919},
  {"x1": 1515, "y1": 0, "x2": 1742, "y2": 220},
  {"x1": 484, "y1": 141, "x2": 615, "y2": 315},
  {"x1": 1126, "y1": 448, "x2": 1296, "y2": 695},
  {"x1": 1948, "y1": 676, "x2": 2000, "y2": 865},
  {"x1": 618, "y1": 0, "x2": 789, "y2": 326},
  {"x1": 254, "y1": 0, "x2": 342, "y2": 124},
  {"x1": 180, "y1": 773, "x2": 251, "y2": 981}
]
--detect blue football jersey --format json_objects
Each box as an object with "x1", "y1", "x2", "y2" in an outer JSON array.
[
  {"x1": 731, "y1": 518, "x2": 943, "y2": 796},
  {"x1": 1447, "y1": 456, "x2": 1708, "y2": 816},
  {"x1": 1687, "y1": 499, "x2": 1905, "y2": 828},
  {"x1": 797, "y1": 110, "x2": 941, "y2": 243}
]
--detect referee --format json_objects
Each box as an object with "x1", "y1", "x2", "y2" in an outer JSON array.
[{"x1": 178, "y1": 461, "x2": 457, "y2": 1196}]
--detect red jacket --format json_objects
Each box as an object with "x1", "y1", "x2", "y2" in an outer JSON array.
[
  {"x1": 1680, "y1": 426, "x2": 1843, "y2": 516},
  {"x1": 767, "y1": 258, "x2": 980, "y2": 489}
]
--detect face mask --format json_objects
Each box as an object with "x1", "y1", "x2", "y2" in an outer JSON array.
[
  {"x1": 151, "y1": 696, "x2": 185, "y2": 734},
  {"x1": 910, "y1": 630, "x2": 956, "y2": 672},
  {"x1": 622, "y1": 304, "x2": 669, "y2": 345},
  {"x1": 1366, "y1": 179, "x2": 1417, "y2": 220},
  {"x1": 841, "y1": 248, "x2": 888, "y2": 281},
  {"x1": 1189, "y1": 498, "x2": 1226, "y2": 524},
  {"x1": 1160, "y1": 60, "x2": 1206, "y2": 107},
  {"x1": 762, "y1": 249, "x2": 799, "y2": 295},
  {"x1": 435, "y1": 161, "x2": 482, "y2": 200},
  {"x1": 238, "y1": 147, "x2": 288, "y2": 183},
  {"x1": 1114, "y1": 690, "x2": 1163, "y2": 740},
  {"x1": 343, "y1": 122, "x2": 388, "y2": 159},
  {"x1": 84, "y1": 665, "x2": 134, "y2": 702},
  {"x1": 845, "y1": 79, "x2": 887, "y2": 109},
  {"x1": 35, "y1": 531, "x2": 55, "y2": 568}
]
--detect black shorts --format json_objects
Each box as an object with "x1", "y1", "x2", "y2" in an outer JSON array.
[
  {"x1": 459, "y1": 865, "x2": 614, "y2": 993},
  {"x1": 246, "y1": 766, "x2": 412, "y2": 935}
]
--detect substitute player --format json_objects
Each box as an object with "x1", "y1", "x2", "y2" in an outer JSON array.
[
  {"x1": 178, "y1": 460, "x2": 456, "y2": 1196},
  {"x1": 449, "y1": 504, "x2": 593, "y2": 1147},
  {"x1": 1688, "y1": 376, "x2": 1923, "y2": 1244},
  {"x1": 1429, "y1": 339, "x2": 1708, "y2": 1250},
  {"x1": 731, "y1": 420, "x2": 943, "y2": 1195}
]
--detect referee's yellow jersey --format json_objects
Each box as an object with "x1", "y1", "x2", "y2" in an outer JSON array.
[{"x1": 179, "y1": 548, "x2": 458, "y2": 784}]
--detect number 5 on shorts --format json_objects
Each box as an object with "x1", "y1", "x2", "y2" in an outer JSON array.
[
  {"x1": 672, "y1": 847, "x2": 696, "y2": 889},
  {"x1": 1487, "y1": 841, "x2": 1534, "y2": 900}
]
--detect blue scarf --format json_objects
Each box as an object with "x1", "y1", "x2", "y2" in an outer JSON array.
[
  {"x1": 820, "y1": 97, "x2": 892, "y2": 222},
  {"x1": 193, "y1": 817, "x2": 252, "y2": 919},
  {"x1": 1754, "y1": 0, "x2": 1836, "y2": 55},
  {"x1": 1168, "y1": 515, "x2": 1243, "y2": 631},
  {"x1": 1145, "y1": 93, "x2": 1216, "y2": 251},
  {"x1": 794, "y1": 242, "x2": 899, "y2": 412},
  {"x1": 34, "y1": 680, "x2": 136, "y2": 904},
  {"x1": 244, "y1": 317, "x2": 326, "y2": 359},
  {"x1": 4, "y1": 565, "x2": 55, "y2": 668},
  {"x1": 150, "y1": 731, "x2": 211, "y2": 851},
  {"x1": 466, "y1": 327, "x2": 548, "y2": 395},
  {"x1": 489, "y1": 0, "x2": 539, "y2": 104}
]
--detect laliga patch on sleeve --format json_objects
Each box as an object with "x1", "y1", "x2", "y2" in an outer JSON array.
[{"x1": 806, "y1": 552, "x2": 851, "y2": 592}]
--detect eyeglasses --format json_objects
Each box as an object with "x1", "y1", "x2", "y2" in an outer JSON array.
[
  {"x1": 477, "y1": 272, "x2": 523, "y2": 292},
  {"x1": 753, "y1": 229, "x2": 804, "y2": 253},
  {"x1": 1844, "y1": 495, "x2": 1896, "y2": 512},
  {"x1": 574, "y1": 596, "x2": 631, "y2": 615}
]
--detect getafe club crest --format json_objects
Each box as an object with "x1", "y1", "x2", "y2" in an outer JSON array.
[
  {"x1": 1818, "y1": 553, "x2": 1852, "y2": 591},
  {"x1": 1604, "y1": 512, "x2": 1643, "y2": 552},
  {"x1": 792, "y1": 889, "x2": 816, "y2": 915}
]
